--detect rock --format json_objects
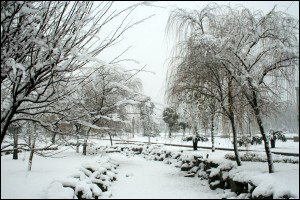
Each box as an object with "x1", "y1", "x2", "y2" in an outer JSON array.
[
  {"x1": 252, "y1": 194, "x2": 273, "y2": 199},
  {"x1": 198, "y1": 170, "x2": 208, "y2": 180},
  {"x1": 175, "y1": 161, "x2": 183, "y2": 168},
  {"x1": 229, "y1": 179, "x2": 248, "y2": 194},
  {"x1": 189, "y1": 166, "x2": 200, "y2": 174},
  {"x1": 184, "y1": 173, "x2": 196, "y2": 177},
  {"x1": 181, "y1": 163, "x2": 192, "y2": 171},
  {"x1": 209, "y1": 180, "x2": 225, "y2": 190},
  {"x1": 194, "y1": 155, "x2": 203, "y2": 160}
]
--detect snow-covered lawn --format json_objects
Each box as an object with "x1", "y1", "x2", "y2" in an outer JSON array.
[
  {"x1": 108, "y1": 134, "x2": 299, "y2": 154},
  {"x1": 1, "y1": 148, "x2": 96, "y2": 199},
  {"x1": 1, "y1": 140, "x2": 299, "y2": 199},
  {"x1": 108, "y1": 153, "x2": 222, "y2": 199},
  {"x1": 1, "y1": 147, "x2": 222, "y2": 199}
]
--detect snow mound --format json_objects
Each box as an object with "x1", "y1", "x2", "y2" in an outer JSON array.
[{"x1": 46, "y1": 156, "x2": 119, "y2": 199}]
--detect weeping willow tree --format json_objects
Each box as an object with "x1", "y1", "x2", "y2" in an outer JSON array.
[{"x1": 165, "y1": 4, "x2": 299, "y2": 173}]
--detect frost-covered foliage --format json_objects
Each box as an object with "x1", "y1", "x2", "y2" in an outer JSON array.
[
  {"x1": 139, "y1": 97, "x2": 158, "y2": 137},
  {"x1": 70, "y1": 64, "x2": 144, "y2": 136},
  {"x1": 162, "y1": 107, "x2": 179, "y2": 138},
  {"x1": 237, "y1": 136, "x2": 252, "y2": 147},
  {"x1": 166, "y1": 3, "x2": 299, "y2": 173},
  {"x1": 269, "y1": 130, "x2": 287, "y2": 142},
  {"x1": 183, "y1": 134, "x2": 208, "y2": 143}
]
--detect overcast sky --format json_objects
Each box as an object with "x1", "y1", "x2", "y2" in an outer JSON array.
[{"x1": 99, "y1": 1, "x2": 299, "y2": 108}]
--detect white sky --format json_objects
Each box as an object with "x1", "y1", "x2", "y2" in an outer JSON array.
[{"x1": 98, "y1": 1, "x2": 299, "y2": 107}]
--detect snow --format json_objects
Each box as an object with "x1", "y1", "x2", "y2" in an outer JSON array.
[
  {"x1": 110, "y1": 134, "x2": 299, "y2": 154},
  {"x1": 75, "y1": 120, "x2": 110, "y2": 130},
  {"x1": 228, "y1": 162, "x2": 299, "y2": 198},
  {"x1": 1, "y1": 148, "x2": 96, "y2": 199},
  {"x1": 108, "y1": 153, "x2": 222, "y2": 199},
  {"x1": 1, "y1": 138, "x2": 299, "y2": 199},
  {"x1": 44, "y1": 182, "x2": 75, "y2": 199},
  {"x1": 111, "y1": 82, "x2": 135, "y2": 94}
]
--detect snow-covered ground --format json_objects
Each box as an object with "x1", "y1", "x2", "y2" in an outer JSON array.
[
  {"x1": 1, "y1": 147, "x2": 95, "y2": 199},
  {"x1": 1, "y1": 146, "x2": 222, "y2": 199},
  {"x1": 108, "y1": 153, "x2": 223, "y2": 199},
  {"x1": 107, "y1": 133, "x2": 299, "y2": 154},
  {"x1": 1, "y1": 138, "x2": 299, "y2": 199}
]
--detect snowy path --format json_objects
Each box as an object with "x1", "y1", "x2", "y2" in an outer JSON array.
[{"x1": 108, "y1": 154, "x2": 221, "y2": 199}]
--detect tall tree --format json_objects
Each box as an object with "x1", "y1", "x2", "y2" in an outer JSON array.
[
  {"x1": 162, "y1": 107, "x2": 179, "y2": 138},
  {"x1": 1, "y1": 1, "x2": 152, "y2": 145},
  {"x1": 166, "y1": 4, "x2": 299, "y2": 172}
]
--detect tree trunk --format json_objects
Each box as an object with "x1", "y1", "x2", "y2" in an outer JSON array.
[
  {"x1": 75, "y1": 124, "x2": 81, "y2": 153},
  {"x1": 168, "y1": 126, "x2": 172, "y2": 138},
  {"x1": 255, "y1": 110, "x2": 274, "y2": 173},
  {"x1": 13, "y1": 127, "x2": 19, "y2": 160},
  {"x1": 227, "y1": 80, "x2": 242, "y2": 166},
  {"x1": 51, "y1": 133, "x2": 57, "y2": 144},
  {"x1": 83, "y1": 127, "x2": 91, "y2": 156},
  {"x1": 109, "y1": 133, "x2": 113, "y2": 146},
  {"x1": 83, "y1": 139, "x2": 87, "y2": 156},
  {"x1": 28, "y1": 139, "x2": 36, "y2": 171},
  {"x1": 28, "y1": 125, "x2": 36, "y2": 171},
  {"x1": 148, "y1": 134, "x2": 151, "y2": 144},
  {"x1": 210, "y1": 113, "x2": 215, "y2": 152},
  {"x1": 132, "y1": 118, "x2": 135, "y2": 138},
  {"x1": 229, "y1": 116, "x2": 242, "y2": 166},
  {"x1": 270, "y1": 139, "x2": 275, "y2": 148},
  {"x1": 193, "y1": 139, "x2": 198, "y2": 150},
  {"x1": 76, "y1": 135, "x2": 80, "y2": 153},
  {"x1": 28, "y1": 132, "x2": 32, "y2": 147}
]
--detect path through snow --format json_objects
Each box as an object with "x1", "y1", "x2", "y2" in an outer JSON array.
[{"x1": 108, "y1": 153, "x2": 222, "y2": 199}]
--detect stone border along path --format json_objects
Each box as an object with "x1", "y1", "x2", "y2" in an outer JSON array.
[
  {"x1": 107, "y1": 153, "x2": 222, "y2": 199},
  {"x1": 101, "y1": 138, "x2": 299, "y2": 157}
]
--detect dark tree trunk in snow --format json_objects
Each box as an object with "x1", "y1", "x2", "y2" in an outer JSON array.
[
  {"x1": 83, "y1": 127, "x2": 91, "y2": 156},
  {"x1": 255, "y1": 108, "x2": 274, "y2": 173},
  {"x1": 193, "y1": 139, "x2": 198, "y2": 150},
  {"x1": 51, "y1": 133, "x2": 57, "y2": 144},
  {"x1": 270, "y1": 138, "x2": 276, "y2": 148},
  {"x1": 13, "y1": 128, "x2": 19, "y2": 160},
  {"x1": 83, "y1": 139, "x2": 87, "y2": 156},
  {"x1": 168, "y1": 126, "x2": 172, "y2": 138},
  {"x1": 1, "y1": 106, "x2": 19, "y2": 145},
  {"x1": 76, "y1": 135, "x2": 80, "y2": 153},
  {"x1": 75, "y1": 124, "x2": 81, "y2": 153},
  {"x1": 229, "y1": 116, "x2": 242, "y2": 166},
  {"x1": 227, "y1": 81, "x2": 242, "y2": 166},
  {"x1": 210, "y1": 113, "x2": 215, "y2": 152},
  {"x1": 109, "y1": 133, "x2": 113, "y2": 146}
]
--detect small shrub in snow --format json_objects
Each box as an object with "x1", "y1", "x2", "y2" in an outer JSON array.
[{"x1": 237, "y1": 136, "x2": 252, "y2": 147}]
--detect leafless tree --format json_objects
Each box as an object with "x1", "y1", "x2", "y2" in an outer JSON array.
[{"x1": 1, "y1": 1, "x2": 153, "y2": 145}]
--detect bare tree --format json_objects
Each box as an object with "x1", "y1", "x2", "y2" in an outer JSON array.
[{"x1": 1, "y1": 1, "x2": 153, "y2": 145}]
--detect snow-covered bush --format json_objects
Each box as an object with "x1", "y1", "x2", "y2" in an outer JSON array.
[
  {"x1": 224, "y1": 152, "x2": 298, "y2": 164},
  {"x1": 237, "y1": 136, "x2": 252, "y2": 147},
  {"x1": 183, "y1": 134, "x2": 209, "y2": 150},
  {"x1": 46, "y1": 156, "x2": 119, "y2": 199}
]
